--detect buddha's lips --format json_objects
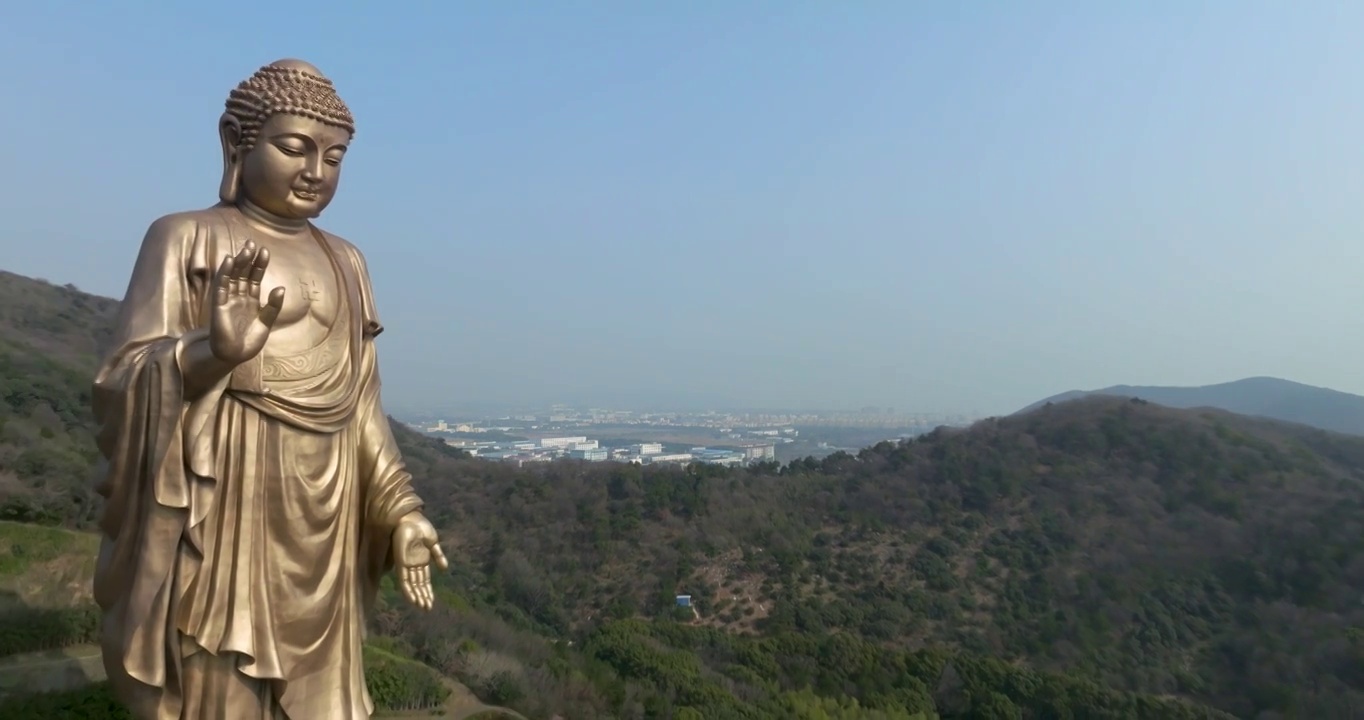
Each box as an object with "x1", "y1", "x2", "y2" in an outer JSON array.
[{"x1": 292, "y1": 188, "x2": 319, "y2": 200}]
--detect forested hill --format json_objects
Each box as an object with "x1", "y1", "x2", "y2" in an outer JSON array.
[
  {"x1": 4, "y1": 268, "x2": 1364, "y2": 717},
  {"x1": 395, "y1": 396, "x2": 1364, "y2": 717},
  {"x1": 0, "y1": 272, "x2": 116, "y2": 527},
  {"x1": 1018, "y1": 376, "x2": 1364, "y2": 436}
]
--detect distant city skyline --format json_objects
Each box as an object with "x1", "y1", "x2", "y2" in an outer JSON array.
[
  {"x1": 390, "y1": 399, "x2": 985, "y2": 422},
  {"x1": 4, "y1": 3, "x2": 1363, "y2": 416},
  {"x1": 408, "y1": 404, "x2": 931, "y2": 466}
]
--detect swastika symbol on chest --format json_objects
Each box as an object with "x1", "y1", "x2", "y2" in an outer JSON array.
[{"x1": 298, "y1": 278, "x2": 322, "y2": 303}]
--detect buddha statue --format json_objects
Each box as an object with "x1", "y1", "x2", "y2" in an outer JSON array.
[{"x1": 91, "y1": 59, "x2": 447, "y2": 719}]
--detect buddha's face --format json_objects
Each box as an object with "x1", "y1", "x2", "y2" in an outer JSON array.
[{"x1": 239, "y1": 112, "x2": 350, "y2": 220}]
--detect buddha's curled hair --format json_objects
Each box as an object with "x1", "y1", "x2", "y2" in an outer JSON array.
[{"x1": 225, "y1": 64, "x2": 356, "y2": 151}]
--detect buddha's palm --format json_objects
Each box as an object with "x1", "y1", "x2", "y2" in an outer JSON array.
[
  {"x1": 210, "y1": 242, "x2": 286, "y2": 365},
  {"x1": 393, "y1": 513, "x2": 448, "y2": 611}
]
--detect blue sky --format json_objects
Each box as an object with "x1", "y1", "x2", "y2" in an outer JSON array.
[{"x1": 2, "y1": 1, "x2": 1362, "y2": 415}]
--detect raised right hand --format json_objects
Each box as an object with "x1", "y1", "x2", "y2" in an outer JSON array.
[{"x1": 209, "y1": 242, "x2": 286, "y2": 365}]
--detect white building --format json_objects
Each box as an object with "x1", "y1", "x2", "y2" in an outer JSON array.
[
  {"x1": 742, "y1": 444, "x2": 776, "y2": 461},
  {"x1": 644, "y1": 453, "x2": 693, "y2": 465},
  {"x1": 539, "y1": 436, "x2": 588, "y2": 449}
]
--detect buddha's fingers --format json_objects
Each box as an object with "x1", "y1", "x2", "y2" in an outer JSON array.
[
  {"x1": 230, "y1": 245, "x2": 253, "y2": 293},
  {"x1": 400, "y1": 567, "x2": 420, "y2": 606},
  {"x1": 238, "y1": 240, "x2": 256, "y2": 265},
  {"x1": 260, "y1": 288, "x2": 286, "y2": 328},
  {"x1": 214, "y1": 256, "x2": 234, "y2": 305},
  {"x1": 431, "y1": 543, "x2": 450, "y2": 571},
  {"x1": 412, "y1": 566, "x2": 425, "y2": 608},
  {"x1": 247, "y1": 250, "x2": 269, "y2": 297}
]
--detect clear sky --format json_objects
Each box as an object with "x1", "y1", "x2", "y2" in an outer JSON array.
[{"x1": 1, "y1": 1, "x2": 1361, "y2": 416}]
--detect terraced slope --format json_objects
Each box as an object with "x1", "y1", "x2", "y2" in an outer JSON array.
[{"x1": 0, "y1": 521, "x2": 99, "y2": 610}]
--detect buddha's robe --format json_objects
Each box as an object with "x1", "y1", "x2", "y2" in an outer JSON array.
[{"x1": 92, "y1": 203, "x2": 423, "y2": 720}]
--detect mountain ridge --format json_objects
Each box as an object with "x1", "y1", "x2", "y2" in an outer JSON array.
[{"x1": 1016, "y1": 375, "x2": 1364, "y2": 436}]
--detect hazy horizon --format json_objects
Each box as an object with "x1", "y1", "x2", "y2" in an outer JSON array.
[
  {"x1": 4, "y1": 2, "x2": 1362, "y2": 416},
  {"x1": 386, "y1": 375, "x2": 1364, "y2": 419}
]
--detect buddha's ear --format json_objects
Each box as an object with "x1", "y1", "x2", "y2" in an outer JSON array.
[{"x1": 218, "y1": 113, "x2": 244, "y2": 204}]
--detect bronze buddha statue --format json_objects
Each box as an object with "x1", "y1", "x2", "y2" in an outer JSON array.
[{"x1": 92, "y1": 59, "x2": 446, "y2": 719}]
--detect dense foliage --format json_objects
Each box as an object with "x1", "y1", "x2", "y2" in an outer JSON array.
[
  {"x1": 0, "y1": 605, "x2": 99, "y2": 656},
  {"x1": 5, "y1": 270, "x2": 1364, "y2": 718},
  {"x1": 0, "y1": 643, "x2": 453, "y2": 720},
  {"x1": 582, "y1": 619, "x2": 1232, "y2": 719},
  {"x1": 0, "y1": 683, "x2": 134, "y2": 720}
]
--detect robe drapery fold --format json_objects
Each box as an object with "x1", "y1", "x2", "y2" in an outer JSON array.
[{"x1": 93, "y1": 204, "x2": 423, "y2": 720}]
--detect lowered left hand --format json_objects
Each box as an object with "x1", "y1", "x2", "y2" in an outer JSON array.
[{"x1": 392, "y1": 512, "x2": 449, "y2": 610}]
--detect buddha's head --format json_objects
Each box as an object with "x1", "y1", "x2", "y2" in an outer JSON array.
[{"x1": 218, "y1": 59, "x2": 355, "y2": 220}]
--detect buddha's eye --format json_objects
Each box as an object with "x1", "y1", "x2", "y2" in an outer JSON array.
[{"x1": 274, "y1": 143, "x2": 305, "y2": 157}]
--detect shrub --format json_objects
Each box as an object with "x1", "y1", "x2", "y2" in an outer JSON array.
[
  {"x1": 0, "y1": 605, "x2": 100, "y2": 657},
  {"x1": 0, "y1": 682, "x2": 133, "y2": 720},
  {"x1": 362, "y1": 644, "x2": 451, "y2": 712}
]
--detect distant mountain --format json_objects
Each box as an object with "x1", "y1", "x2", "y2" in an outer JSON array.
[{"x1": 1017, "y1": 376, "x2": 1364, "y2": 435}]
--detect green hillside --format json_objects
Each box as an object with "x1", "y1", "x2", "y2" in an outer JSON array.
[
  {"x1": 6, "y1": 269, "x2": 1364, "y2": 717},
  {"x1": 0, "y1": 271, "x2": 113, "y2": 528}
]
